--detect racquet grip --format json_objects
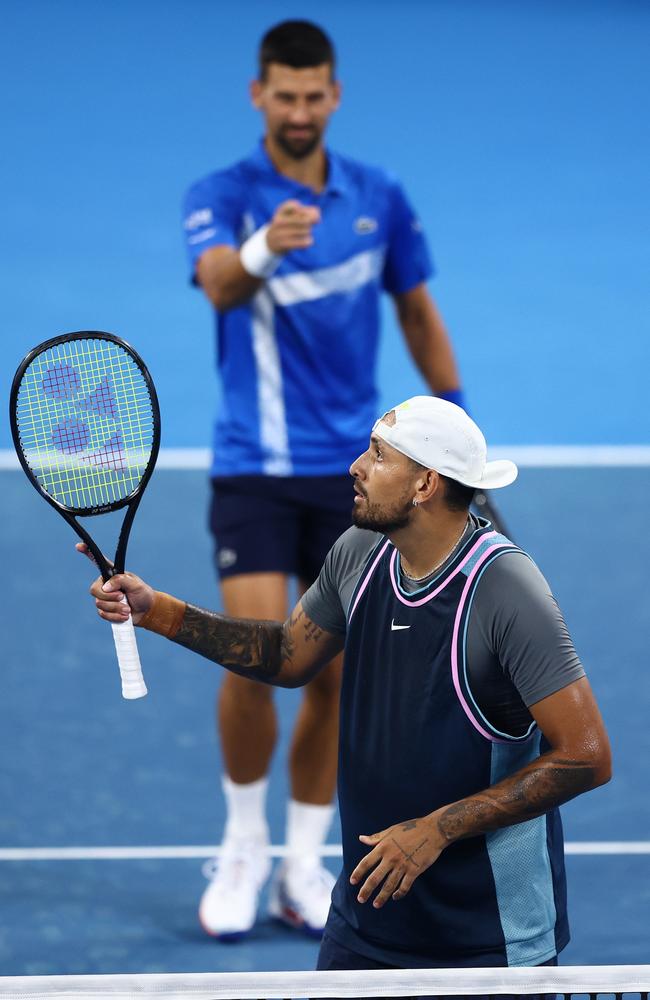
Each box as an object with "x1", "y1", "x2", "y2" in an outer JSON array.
[{"x1": 111, "y1": 596, "x2": 148, "y2": 699}]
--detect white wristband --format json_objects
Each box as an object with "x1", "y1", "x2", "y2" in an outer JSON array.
[{"x1": 239, "y1": 225, "x2": 282, "y2": 279}]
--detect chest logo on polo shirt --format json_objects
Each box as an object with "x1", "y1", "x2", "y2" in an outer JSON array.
[
  {"x1": 391, "y1": 619, "x2": 411, "y2": 631},
  {"x1": 354, "y1": 216, "x2": 378, "y2": 235}
]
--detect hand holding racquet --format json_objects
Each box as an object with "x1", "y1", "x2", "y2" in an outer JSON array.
[{"x1": 10, "y1": 331, "x2": 161, "y2": 699}]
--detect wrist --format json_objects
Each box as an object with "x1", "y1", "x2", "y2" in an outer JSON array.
[
  {"x1": 437, "y1": 388, "x2": 466, "y2": 412},
  {"x1": 431, "y1": 805, "x2": 459, "y2": 846},
  {"x1": 137, "y1": 591, "x2": 186, "y2": 639},
  {"x1": 239, "y1": 225, "x2": 282, "y2": 279}
]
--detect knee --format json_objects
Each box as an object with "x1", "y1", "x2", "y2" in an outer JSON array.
[{"x1": 220, "y1": 672, "x2": 274, "y2": 710}]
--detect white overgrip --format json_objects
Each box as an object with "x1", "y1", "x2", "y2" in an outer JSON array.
[{"x1": 111, "y1": 596, "x2": 147, "y2": 699}]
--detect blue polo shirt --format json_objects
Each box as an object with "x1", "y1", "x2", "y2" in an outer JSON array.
[{"x1": 183, "y1": 142, "x2": 434, "y2": 477}]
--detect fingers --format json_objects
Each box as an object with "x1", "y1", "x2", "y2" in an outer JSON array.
[
  {"x1": 75, "y1": 542, "x2": 96, "y2": 565},
  {"x1": 76, "y1": 542, "x2": 114, "y2": 570},
  {"x1": 89, "y1": 573, "x2": 132, "y2": 622},
  {"x1": 355, "y1": 858, "x2": 394, "y2": 905},
  {"x1": 277, "y1": 200, "x2": 321, "y2": 223},
  {"x1": 268, "y1": 200, "x2": 320, "y2": 253},
  {"x1": 353, "y1": 857, "x2": 409, "y2": 909},
  {"x1": 359, "y1": 831, "x2": 384, "y2": 846},
  {"x1": 372, "y1": 868, "x2": 405, "y2": 909},
  {"x1": 392, "y1": 870, "x2": 416, "y2": 901},
  {"x1": 350, "y1": 823, "x2": 429, "y2": 907},
  {"x1": 350, "y1": 845, "x2": 379, "y2": 885}
]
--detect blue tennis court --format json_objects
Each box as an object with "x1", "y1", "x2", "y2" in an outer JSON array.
[
  {"x1": 1, "y1": 0, "x2": 649, "y2": 979},
  {"x1": 2, "y1": 465, "x2": 649, "y2": 972}
]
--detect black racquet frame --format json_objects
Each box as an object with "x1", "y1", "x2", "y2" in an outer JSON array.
[{"x1": 9, "y1": 330, "x2": 161, "y2": 584}]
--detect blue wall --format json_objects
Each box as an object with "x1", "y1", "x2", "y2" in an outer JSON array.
[{"x1": 2, "y1": 0, "x2": 648, "y2": 447}]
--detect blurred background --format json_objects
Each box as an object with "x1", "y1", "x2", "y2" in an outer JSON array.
[
  {"x1": 2, "y1": 0, "x2": 648, "y2": 447},
  {"x1": 1, "y1": 0, "x2": 649, "y2": 978}
]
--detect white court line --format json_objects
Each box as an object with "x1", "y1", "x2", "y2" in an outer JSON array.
[
  {"x1": 0, "y1": 842, "x2": 648, "y2": 861},
  {"x1": 2, "y1": 446, "x2": 650, "y2": 470}
]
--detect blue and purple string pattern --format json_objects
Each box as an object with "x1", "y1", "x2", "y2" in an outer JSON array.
[{"x1": 15, "y1": 339, "x2": 154, "y2": 509}]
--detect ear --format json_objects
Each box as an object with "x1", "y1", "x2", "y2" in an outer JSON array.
[
  {"x1": 250, "y1": 78, "x2": 263, "y2": 110},
  {"x1": 331, "y1": 79, "x2": 342, "y2": 111},
  {"x1": 415, "y1": 469, "x2": 441, "y2": 505}
]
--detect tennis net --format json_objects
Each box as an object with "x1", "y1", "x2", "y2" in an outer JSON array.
[{"x1": 0, "y1": 966, "x2": 649, "y2": 1000}]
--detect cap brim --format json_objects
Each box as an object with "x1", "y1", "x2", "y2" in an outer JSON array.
[{"x1": 463, "y1": 459, "x2": 518, "y2": 490}]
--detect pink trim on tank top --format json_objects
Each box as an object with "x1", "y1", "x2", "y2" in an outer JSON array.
[
  {"x1": 388, "y1": 531, "x2": 498, "y2": 606},
  {"x1": 348, "y1": 539, "x2": 392, "y2": 623},
  {"x1": 451, "y1": 543, "x2": 512, "y2": 743}
]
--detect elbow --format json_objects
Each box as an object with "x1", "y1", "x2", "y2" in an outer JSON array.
[
  {"x1": 586, "y1": 738, "x2": 613, "y2": 790},
  {"x1": 207, "y1": 286, "x2": 233, "y2": 312},
  {"x1": 198, "y1": 276, "x2": 237, "y2": 312},
  {"x1": 593, "y1": 748, "x2": 613, "y2": 789}
]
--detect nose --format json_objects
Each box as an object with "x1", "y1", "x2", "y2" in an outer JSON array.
[
  {"x1": 349, "y1": 451, "x2": 366, "y2": 480},
  {"x1": 288, "y1": 101, "x2": 311, "y2": 125}
]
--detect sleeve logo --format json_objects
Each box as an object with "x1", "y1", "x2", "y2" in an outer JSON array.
[{"x1": 184, "y1": 208, "x2": 214, "y2": 230}]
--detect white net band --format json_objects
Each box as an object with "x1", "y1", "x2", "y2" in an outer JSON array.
[{"x1": 0, "y1": 965, "x2": 649, "y2": 1000}]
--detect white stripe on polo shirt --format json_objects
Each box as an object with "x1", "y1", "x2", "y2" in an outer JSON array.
[
  {"x1": 251, "y1": 286, "x2": 293, "y2": 476},
  {"x1": 268, "y1": 246, "x2": 386, "y2": 307}
]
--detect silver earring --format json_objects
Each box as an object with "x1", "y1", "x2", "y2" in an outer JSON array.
[{"x1": 412, "y1": 499, "x2": 418, "y2": 507}]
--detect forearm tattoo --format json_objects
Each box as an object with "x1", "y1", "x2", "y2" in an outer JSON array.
[
  {"x1": 173, "y1": 604, "x2": 288, "y2": 683},
  {"x1": 438, "y1": 756, "x2": 598, "y2": 843},
  {"x1": 171, "y1": 603, "x2": 327, "y2": 686}
]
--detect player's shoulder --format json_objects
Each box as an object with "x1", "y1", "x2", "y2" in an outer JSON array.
[
  {"x1": 330, "y1": 149, "x2": 403, "y2": 195},
  {"x1": 184, "y1": 154, "x2": 256, "y2": 202},
  {"x1": 476, "y1": 545, "x2": 553, "y2": 604},
  {"x1": 327, "y1": 525, "x2": 384, "y2": 575}
]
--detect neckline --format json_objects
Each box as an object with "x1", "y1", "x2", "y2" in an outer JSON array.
[
  {"x1": 393, "y1": 516, "x2": 490, "y2": 599},
  {"x1": 252, "y1": 139, "x2": 347, "y2": 196}
]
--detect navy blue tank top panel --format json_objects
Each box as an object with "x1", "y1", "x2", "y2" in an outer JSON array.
[{"x1": 328, "y1": 526, "x2": 569, "y2": 968}]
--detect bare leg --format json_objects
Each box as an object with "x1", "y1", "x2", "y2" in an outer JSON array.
[
  {"x1": 288, "y1": 579, "x2": 342, "y2": 804},
  {"x1": 218, "y1": 572, "x2": 288, "y2": 782},
  {"x1": 289, "y1": 653, "x2": 342, "y2": 803}
]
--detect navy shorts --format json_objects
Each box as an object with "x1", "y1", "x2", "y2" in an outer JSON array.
[
  {"x1": 316, "y1": 931, "x2": 557, "y2": 997},
  {"x1": 209, "y1": 474, "x2": 355, "y2": 582}
]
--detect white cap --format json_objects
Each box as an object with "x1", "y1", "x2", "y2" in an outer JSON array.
[{"x1": 373, "y1": 396, "x2": 518, "y2": 490}]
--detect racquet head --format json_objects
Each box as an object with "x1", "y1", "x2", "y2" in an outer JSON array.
[{"x1": 10, "y1": 330, "x2": 161, "y2": 576}]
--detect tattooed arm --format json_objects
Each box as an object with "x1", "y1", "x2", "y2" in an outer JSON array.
[
  {"x1": 85, "y1": 564, "x2": 344, "y2": 688},
  {"x1": 171, "y1": 601, "x2": 343, "y2": 687},
  {"x1": 350, "y1": 676, "x2": 611, "y2": 908},
  {"x1": 437, "y1": 677, "x2": 611, "y2": 840}
]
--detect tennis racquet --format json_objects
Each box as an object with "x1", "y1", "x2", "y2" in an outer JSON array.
[{"x1": 10, "y1": 331, "x2": 160, "y2": 700}]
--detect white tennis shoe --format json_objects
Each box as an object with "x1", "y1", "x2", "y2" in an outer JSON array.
[
  {"x1": 199, "y1": 837, "x2": 271, "y2": 940},
  {"x1": 268, "y1": 858, "x2": 335, "y2": 937}
]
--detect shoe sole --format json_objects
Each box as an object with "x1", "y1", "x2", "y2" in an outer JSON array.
[
  {"x1": 198, "y1": 910, "x2": 253, "y2": 943},
  {"x1": 268, "y1": 899, "x2": 325, "y2": 939}
]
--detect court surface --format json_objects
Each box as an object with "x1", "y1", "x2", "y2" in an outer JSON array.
[{"x1": 2, "y1": 466, "x2": 649, "y2": 974}]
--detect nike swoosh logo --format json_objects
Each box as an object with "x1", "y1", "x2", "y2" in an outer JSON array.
[{"x1": 391, "y1": 620, "x2": 411, "y2": 631}]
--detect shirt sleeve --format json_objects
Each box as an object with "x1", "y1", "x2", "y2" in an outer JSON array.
[
  {"x1": 301, "y1": 527, "x2": 382, "y2": 635},
  {"x1": 381, "y1": 180, "x2": 435, "y2": 295},
  {"x1": 182, "y1": 174, "x2": 244, "y2": 284},
  {"x1": 471, "y1": 551, "x2": 586, "y2": 707}
]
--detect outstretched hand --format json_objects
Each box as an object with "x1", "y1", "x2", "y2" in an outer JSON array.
[
  {"x1": 76, "y1": 543, "x2": 155, "y2": 625},
  {"x1": 349, "y1": 813, "x2": 447, "y2": 909}
]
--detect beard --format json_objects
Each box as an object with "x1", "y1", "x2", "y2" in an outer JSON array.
[
  {"x1": 351, "y1": 494, "x2": 413, "y2": 534},
  {"x1": 273, "y1": 124, "x2": 322, "y2": 160}
]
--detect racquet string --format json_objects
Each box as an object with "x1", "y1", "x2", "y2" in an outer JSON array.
[{"x1": 14, "y1": 338, "x2": 155, "y2": 511}]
